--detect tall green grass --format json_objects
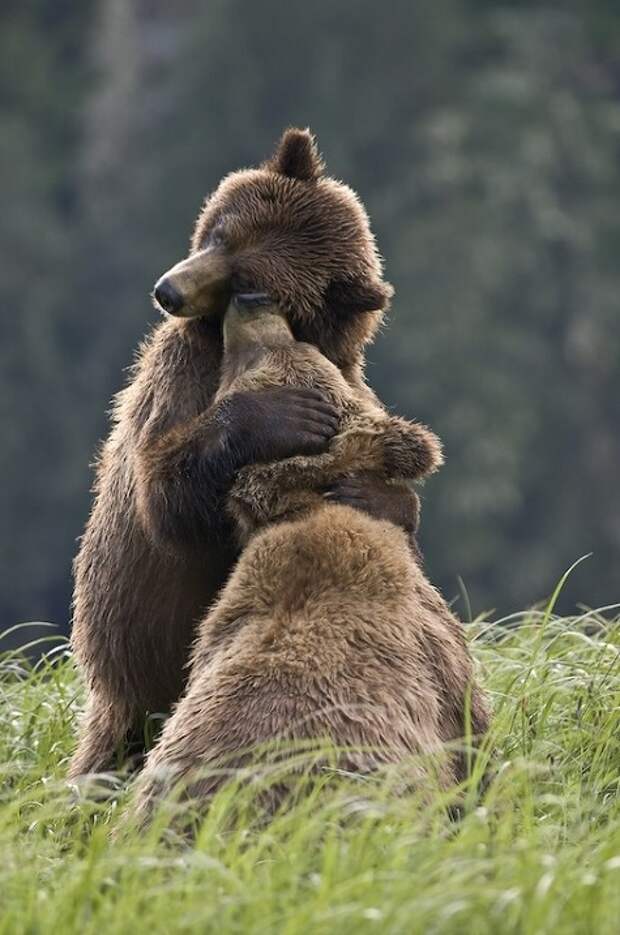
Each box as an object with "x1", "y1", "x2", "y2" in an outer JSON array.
[{"x1": 1, "y1": 604, "x2": 619, "y2": 934}]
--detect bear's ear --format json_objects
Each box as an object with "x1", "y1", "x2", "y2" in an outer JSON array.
[
  {"x1": 266, "y1": 127, "x2": 324, "y2": 182},
  {"x1": 325, "y1": 275, "x2": 394, "y2": 314}
]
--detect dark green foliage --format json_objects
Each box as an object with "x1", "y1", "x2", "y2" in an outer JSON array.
[{"x1": 2, "y1": 0, "x2": 619, "y2": 631}]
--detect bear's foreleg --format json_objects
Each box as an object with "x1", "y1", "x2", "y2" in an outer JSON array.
[
  {"x1": 135, "y1": 388, "x2": 338, "y2": 548},
  {"x1": 373, "y1": 415, "x2": 444, "y2": 481}
]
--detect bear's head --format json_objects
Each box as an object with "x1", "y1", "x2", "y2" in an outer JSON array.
[{"x1": 153, "y1": 128, "x2": 393, "y2": 367}]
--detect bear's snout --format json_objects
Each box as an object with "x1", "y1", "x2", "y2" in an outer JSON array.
[
  {"x1": 153, "y1": 248, "x2": 232, "y2": 319},
  {"x1": 153, "y1": 278, "x2": 184, "y2": 315}
]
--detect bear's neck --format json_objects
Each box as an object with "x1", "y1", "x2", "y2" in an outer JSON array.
[
  {"x1": 223, "y1": 310, "x2": 293, "y2": 354},
  {"x1": 182, "y1": 309, "x2": 369, "y2": 386},
  {"x1": 220, "y1": 310, "x2": 294, "y2": 388}
]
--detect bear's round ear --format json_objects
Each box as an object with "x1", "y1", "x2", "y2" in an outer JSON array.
[
  {"x1": 326, "y1": 275, "x2": 394, "y2": 314},
  {"x1": 266, "y1": 127, "x2": 325, "y2": 182}
]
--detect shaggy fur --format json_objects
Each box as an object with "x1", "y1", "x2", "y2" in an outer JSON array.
[
  {"x1": 218, "y1": 304, "x2": 441, "y2": 544},
  {"x1": 69, "y1": 130, "x2": 421, "y2": 779},
  {"x1": 132, "y1": 302, "x2": 488, "y2": 818}
]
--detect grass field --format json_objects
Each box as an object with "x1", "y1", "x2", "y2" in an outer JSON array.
[{"x1": 1, "y1": 595, "x2": 619, "y2": 934}]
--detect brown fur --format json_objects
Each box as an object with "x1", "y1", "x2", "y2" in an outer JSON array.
[
  {"x1": 69, "y1": 130, "x2": 419, "y2": 779},
  {"x1": 132, "y1": 302, "x2": 488, "y2": 818},
  {"x1": 218, "y1": 304, "x2": 442, "y2": 543}
]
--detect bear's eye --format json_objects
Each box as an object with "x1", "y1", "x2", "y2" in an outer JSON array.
[{"x1": 208, "y1": 225, "x2": 227, "y2": 248}]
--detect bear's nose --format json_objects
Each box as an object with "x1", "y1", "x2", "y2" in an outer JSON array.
[{"x1": 154, "y1": 278, "x2": 184, "y2": 315}]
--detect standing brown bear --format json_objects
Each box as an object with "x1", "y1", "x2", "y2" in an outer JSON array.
[
  {"x1": 133, "y1": 296, "x2": 488, "y2": 819},
  {"x1": 69, "y1": 129, "x2": 424, "y2": 778}
]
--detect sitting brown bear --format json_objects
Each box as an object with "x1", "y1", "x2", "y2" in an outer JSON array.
[{"x1": 133, "y1": 295, "x2": 489, "y2": 819}]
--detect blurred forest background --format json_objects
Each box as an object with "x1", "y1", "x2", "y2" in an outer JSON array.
[{"x1": 2, "y1": 0, "x2": 619, "y2": 637}]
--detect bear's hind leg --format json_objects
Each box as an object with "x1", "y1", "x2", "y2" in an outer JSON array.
[{"x1": 68, "y1": 693, "x2": 143, "y2": 780}]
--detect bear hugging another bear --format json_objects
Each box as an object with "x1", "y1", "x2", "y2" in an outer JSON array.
[
  {"x1": 132, "y1": 294, "x2": 489, "y2": 819},
  {"x1": 70, "y1": 128, "x2": 489, "y2": 813}
]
